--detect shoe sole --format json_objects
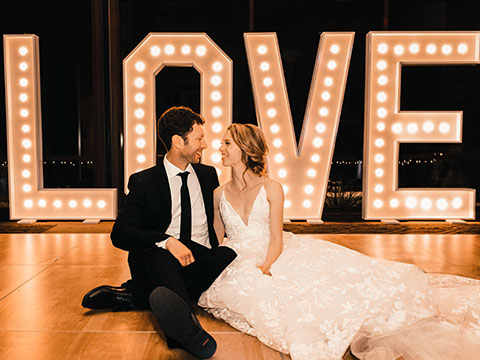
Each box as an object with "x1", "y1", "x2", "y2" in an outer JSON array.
[{"x1": 149, "y1": 287, "x2": 217, "y2": 359}]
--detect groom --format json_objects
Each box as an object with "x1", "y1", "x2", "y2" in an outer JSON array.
[{"x1": 83, "y1": 106, "x2": 236, "y2": 359}]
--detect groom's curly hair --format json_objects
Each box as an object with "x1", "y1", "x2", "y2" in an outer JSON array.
[
  {"x1": 157, "y1": 106, "x2": 205, "y2": 150},
  {"x1": 227, "y1": 123, "x2": 269, "y2": 178}
]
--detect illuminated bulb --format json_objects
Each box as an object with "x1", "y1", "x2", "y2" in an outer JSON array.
[
  {"x1": 319, "y1": 107, "x2": 329, "y2": 117},
  {"x1": 134, "y1": 109, "x2": 145, "y2": 118},
  {"x1": 211, "y1": 153, "x2": 221, "y2": 163},
  {"x1": 278, "y1": 169, "x2": 287, "y2": 178},
  {"x1": 83, "y1": 199, "x2": 92, "y2": 208},
  {"x1": 406, "y1": 197, "x2": 417, "y2": 208},
  {"x1": 374, "y1": 184, "x2": 384, "y2": 193},
  {"x1": 24, "y1": 199, "x2": 33, "y2": 208},
  {"x1": 283, "y1": 185, "x2": 289, "y2": 194},
  {"x1": 374, "y1": 154, "x2": 384, "y2": 163},
  {"x1": 375, "y1": 168, "x2": 384, "y2": 177},
  {"x1": 426, "y1": 44, "x2": 436, "y2": 54},
  {"x1": 373, "y1": 199, "x2": 383, "y2": 208},
  {"x1": 377, "y1": 108, "x2": 387, "y2": 118},
  {"x1": 409, "y1": 43, "x2": 419, "y2": 54},
  {"x1": 275, "y1": 154, "x2": 284, "y2": 163},
  {"x1": 135, "y1": 93, "x2": 145, "y2": 103},
  {"x1": 377, "y1": 75, "x2": 388, "y2": 85},
  {"x1": 267, "y1": 109, "x2": 277, "y2": 118},
  {"x1": 377, "y1": 92, "x2": 387, "y2": 102},
  {"x1": 181, "y1": 45, "x2": 191, "y2": 55},
  {"x1": 212, "y1": 139, "x2": 222, "y2": 149},
  {"x1": 436, "y1": 198, "x2": 448, "y2": 210},
  {"x1": 394, "y1": 45, "x2": 404, "y2": 55},
  {"x1": 420, "y1": 198, "x2": 432, "y2": 210},
  {"x1": 327, "y1": 60, "x2": 337, "y2": 70},
  {"x1": 407, "y1": 123, "x2": 418, "y2": 134},
  {"x1": 20, "y1": 109, "x2": 29, "y2": 117},
  {"x1": 441, "y1": 44, "x2": 452, "y2": 55},
  {"x1": 22, "y1": 125, "x2": 30, "y2": 133},
  {"x1": 150, "y1": 46, "x2": 161, "y2": 56},
  {"x1": 210, "y1": 91, "x2": 221, "y2": 101},
  {"x1": 196, "y1": 45, "x2": 207, "y2": 56},
  {"x1": 38, "y1": 199, "x2": 46, "y2": 207},
  {"x1": 377, "y1": 122, "x2": 385, "y2": 131},
  {"x1": 439, "y1": 122, "x2": 450, "y2": 134},
  {"x1": 216, "y1": 168, "x2": 222, "y2": 176},
  {"x1": 284, "y1": 200, "x2": 292, "y2": 208},
  {"x1": 266, "y1": 92, "x2": 275, "y2": 102},
  {"x1": 69, "y1": 200, "x2": 77, "y2": 208},
  {"x1": 212, "y1": 122, "x2": 222, "y2": 133},
  {"x1": 376, "y1": 60, "x2": 387, "y2": 70},
  {"x1": 135, "y1": 124, "x2": 145, "y2": 134},
  {"x1": 22, "y1": 139, "x2": 32, "y2": 149},
  {"x1": 22, "y1": 170, "x2": 30, "y2": 178},
  {"x1": 19, "y1": 46, "x2": 28, "y2": 55},
  {"x1": 304, "y1": 185, "x2": 314, "y2": 194},
  {"x1": 375, "y1": 139, "x2": 384, "y2": 147},
  {"x1": 316, "y1": 123, "x2": 326, "y2": 133},
  {"x1": 311, "y1": 154, "x2": 320, "y2": 163},
  {"x1": 452, "y1": 197, "x2": 462, "y2": 209},
  {"x1": 270, "y1": 124, "x2": 280, "y2": 133},
  {"x1": 53, "y1": 200, "x2": 62, "y2": 208},
  {"x1": 164, "y1": 45, "x2": 175, "y2": 55},
  {"x1": 392, "y1": 123, "x2": 402, "y2": 134},
  {"x1": 19, "y1": 93, "x2": 28, "y2": 102},
  {"x1": 137, "y1": 154, "x2": 146, "y2": 163},
  {"x1": 211, "y1": 107, "x2": 222, "y2": 117},
  {"x1": 313, "y1": 137, "x2": 323, "y2": 147},
  {"x1": 307, "y1": 169, "x2": 316, "y2": 177},
  {"x1": 210, "y1": 75, "x2": 221, "y2": 86},
  {"x1": 321, "y1": 91, "x2": 331, "y2": 101},
  {"x1": 23, "y1": 154, "x2": 31, "y2": 163},
  {"x1": 136, "y1": 138, "x2": 146, "y2": 148},
  {"x1": 19, "y1": 62, "x2": 28, "y2": 71},
  {"x1": 303, "y1": 200, "x2": 312, "y2": 208},
  {"x1": 273, "y1": 138, "x2": 282, "y2": 147},
  {"x1": 458, "y1": 43, "x2": 468, "y2": 54},
  {"x1": 378, "y1": 43, "x2": 388, "y2": 54},
  {"x1": 135, "y1": 61, "x2": 145, "y2": 71},
  {"x1": 423, "y1": 121, "x2": 434, "y2": 133},
  {"x1": 23, "y1": 184, "x2": 31, "y2": 192},
  {"x1": 98, "y1": 200, "x2": 106, "y2": 209},
  {"x1": 263, "y1": 77, "x2": 272, "y2": 86},
  {"x1": 212, "y1": 61, "x2": 223, "y2": 72},
  {"x1": 260, "y1": 62, "x2": 270, "y2": 71},
  {"x1": 134, "y1": 77, "x2": 144, "y2": 88},
  {"x1": 20, "y1": 78, "x2": 28, "y2": 87},
  {"x1": 390, "y1": 199, "x2": 399, "y2": 208},
  {"x1": 257, "y1": 45, "x2": 267, "y2": 54},
  {"x1": 330, "y1": 44, "x2": 340, "y2": 54}
]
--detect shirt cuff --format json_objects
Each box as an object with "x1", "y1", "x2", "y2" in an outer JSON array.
[{"x1": 156, "y1": 239, "x2": 168, "y2": 249}]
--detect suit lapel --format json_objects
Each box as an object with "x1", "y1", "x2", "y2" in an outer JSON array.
[{"x1": 155, "y1": 159, "x2": 172, "y2": 211}]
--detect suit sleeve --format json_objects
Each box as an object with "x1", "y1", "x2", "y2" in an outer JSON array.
[{"x1": 110, "y1": 174, "x2": 170, "y2": 251}]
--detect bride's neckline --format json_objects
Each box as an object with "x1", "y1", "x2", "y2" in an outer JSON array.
[{"x1": 222, "y1": 185, "x2": 265, "y2": 227}]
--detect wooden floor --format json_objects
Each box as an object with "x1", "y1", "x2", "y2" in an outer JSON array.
[{"x1": 0, "y1": 233, "x2": 479, "y2": 360}]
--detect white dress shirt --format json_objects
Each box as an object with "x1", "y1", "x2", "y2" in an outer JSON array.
[{"x1": 157, "y1": 156, "x2": 210, "y2": 249}]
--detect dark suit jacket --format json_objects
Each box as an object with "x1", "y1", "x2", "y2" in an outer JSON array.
[{"x1": 111, "y1": 159, "x2": 220, "y2": 251}]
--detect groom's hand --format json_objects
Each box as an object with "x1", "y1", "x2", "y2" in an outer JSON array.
[{"x1": 166, "y1": 237, "x2": 195, "y2": 267}]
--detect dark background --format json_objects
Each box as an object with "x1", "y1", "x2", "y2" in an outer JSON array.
[{"x1": 1, "y1": 0, "x2": 479, "y2": 214}]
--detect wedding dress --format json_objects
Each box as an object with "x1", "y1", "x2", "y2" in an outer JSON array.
[{"x1": 198, "y1": 186, "x2": 480, "y2": 360}]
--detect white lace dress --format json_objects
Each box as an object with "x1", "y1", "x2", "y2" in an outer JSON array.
[{"x1": 198, "y1": 186, "x2": 480, "y2": 360}]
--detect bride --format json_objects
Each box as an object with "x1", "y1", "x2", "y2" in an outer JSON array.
[{"x1": 198, "y1": 123, "x2": 480, "y2": 360}]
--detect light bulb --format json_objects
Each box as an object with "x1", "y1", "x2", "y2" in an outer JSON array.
[
  {"x1": 378, "y1": 43, "x2": 388, "y2": 54},
  {"x1": 257, "y1": 45, "x2": 267, "y2": 54},
  {"x1": 321, "y1": 92, "x2": 331, "y2": 101},
  {"x1": 303, "y1": 200, "x2": 312, "y2": 208},
  {"x1": 319, "y1": 107, "x2": 329, "y2": 117},
  {"x1": 19, "y1": 93, "x2": 28, "y2": 102},
  {"x1": 38, "y1": 199, "x2": 46, "y2": 207},
  {"x1": 375, "y1": 168, "x2": 384, "y2": 177},
  {"x1": 377, "y1": 122, "x2": 385, "y2": 131},
  {"x1": 275, "y1": 154, "x2": 284, "y2": 163},
  {"x1": 136, "y1": 138, "x2": 146, "y2": 148},
  {"x1": 406, "y1": 197, "x2": 417, "y2": 208},
  {"x1": 426, "y1": 44, "x2": 436, "y2": 54},
  {"x1": 53, "y1": 200, "x2": 62, "y2": 208},
  {"x1": 23, "y1": 154, "x2": 31, "y2": 163},
  {"x1": 409, "y1": 43, "x2": 419, "y2": 54},
  {"x1": 22, "y1": 139, "x2": 32, "y2": 149},
  {"x1": 150, "y1": 46, "x2": 161, "y2": 56},
  {"x1": 327, "y1": 60, "x2": 337, "y2": 70},
  {"x1": 181, "y1": 45, "x2": 191, "y2": 55},
  {"x1": 458, "y1": 43, "x2": 468, "y2": 54},
  {"x1": 22, "y1": 125, "x2": 30, "y2": 133},
  {"x1": 134, "y1": 109, "x2": 145, "y2": 118},
  {"x1": 137, "y1": 155, "x2": 146, "y2": 163},
  {"x1": 324, "y1": 77, "x2": 333, "y2": 86},
  {"x1": 304, "y1": 185, "x2": 314, "y2": 194},
  {"x1": 374, "y1": 184, "x2": 384, "y2": 193},
  {"x1": 83, "y1": 199, "x2": 92, "y2": 208},
  {"x1": 260, "y1": 62, "x2": 270, "y2": 71},
  {"x1": 211, "y1": 107, "x2": 222, "y2": 117},
  {"x1": 377, "y1": 75, "x2": 388, "y2": 85},
  {"x1": 330, "y1": 44, "x2": 340, "y2": 54},
  {"x1": 278, "y1": 169, "x2": 287, "y2": 178},
  {"x1": 212, "y1": 122, "x2": 222, "y2": 133},
  {"x1": 267, "y1": 109, "x2": 277, "y2": 118},
  {"x1": 374, "y1": 154, "x2": 384, "y2": 163},
  {"x1": 263, "y1": 77, "x2": 272, "y2": 86},
  {"x1": 266, "y1": 92, "x2": 275, "y2": 102},
  {"x1": 24, "y1": 199, "x2": 33, "y2": 208},
  {"x1": 316, "y1": 123, "x2": 326, "y2": 133},
  {"x1": 196, "y1": 45, "x2": 207, "y2": 56},
  {"x1": 23, "y1": 184, "x2": 31, "y2": 192},
  {"x1": 134, "y1": 77, "x2": 144, "y2": 88},
  {"x1": 135, "y1": 124, "x2": 145, "y2": 134},
  {"x1": 211, "y1": 153, "x2": 221, "y2": 163},
  {"x1": 212, "y1": 61, "x2": 223, "y2": 72},
  {"x1": 377, "y1": 108, "x2": 387, "y2": 118},
  {"x1": 210, "y1": 75, "x2": 221, "y2": 86},
  {"x1": 439, "y1": 122, "x2": 450, "y2": 134},
  {"x1": 69, "y1": 200, "x2": 77, "y2": 208},
  {"x1": 135, "y1": 61, "x2": 145, "y2": 71},
  {"x1": 436, "y1": 198, "x2": 448, "y2": 210},
  {"x1": 135, "y1": 93, "x2": 145, "y2": 103},
  {"x1": 98, "y1": 200, "x2": 106, "y2": 209},
  {"x1": 375, "y1": 139, "x2": 384, "y2": 147},
  {"x1": 273, "y1": 139, "x2": 282, "y2": 147},
  {"x1": 373, "y1": 199, "x2": 383, "y2": 208},
  {"x1": 313, "y1": 137, "x2": 323, "y2": 147},
  {"x1": 165, "y1": 45, "x2": 175, "y2": 55},
  {"x1": 392, "y1": 123, "x2": 402, "y2": 134},
  {"x1": 452, "y1": 197, "x2": 462, "y2": 209},
  {"x1": 22, "y1": 170, "x2": 30, "y2": 178},
  {"x1": 390, "y1": 199, "x2": 399, "y2": 208},
  {"x1": 212, "y1": 139, "x2": 221, "y2": 149},
  {"x1": 307, "y1": 169, "x2": 316, "y2": 177},
  {"x1": 423, "y1": 121, "x2": 434, "y2": 133},
  {"x1": 376, "y1": 60, "x2": 387, "y2": 70},
  {"x1": 407, "y1": 123, "x2": 418, "y2": 134},
  {"x1": 394, "y1": 45, "x2": 404, "y2": 55},
  {"x1": 19, "y1": 62, "x2": 28, "y2": 71},
  {"x1": 19, "y1": 46, "x2": 28, "y2": 55},
  {"x1": 311, "y1": 154, "x2": 320, "y2": 163},
  {"x1": 210, "y1": 91, "x2": 221, "y2": 101},
  {"x1": 376, "y1": 92, "x2": 387, "y2": 102},
  {"x1": 441, "y1": 44, "x2": 452, "y2": 55},
  {"x1": 270, "y1": 124, "x2": 280, "y2": 133}
]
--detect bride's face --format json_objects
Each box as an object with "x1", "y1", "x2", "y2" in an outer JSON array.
[{"x1": 220, "y1": 130, "x2": 243, "y2": 167}]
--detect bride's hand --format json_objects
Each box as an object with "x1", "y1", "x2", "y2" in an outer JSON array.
[{"x1": 257, "y1": 263, "x2": 272, "y2": 276}]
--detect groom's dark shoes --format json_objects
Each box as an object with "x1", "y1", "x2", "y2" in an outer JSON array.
[
  {"x1": 82, "y1": 285, "x2": 137, "y2": 311},
  {"x1": 149, "y1": 287, "x2": 217, "y2": 359}
]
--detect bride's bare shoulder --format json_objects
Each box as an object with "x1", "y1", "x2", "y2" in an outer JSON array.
[
  {"x1": 214, "y1": 183, "x2": 227, "y2": 203},
  {"x1": 264, "y1": 178, "x2": 284, "y2": 198}
]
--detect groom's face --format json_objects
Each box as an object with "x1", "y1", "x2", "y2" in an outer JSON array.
[{"x1": 180, "y1": 123, "x2": 207, "y2": 164}]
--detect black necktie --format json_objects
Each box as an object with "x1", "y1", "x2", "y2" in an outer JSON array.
[{"x1": 178, "y1": 171, "x2": 191, "y2": 244}]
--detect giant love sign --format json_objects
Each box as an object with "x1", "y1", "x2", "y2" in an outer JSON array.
[{"x1": 3, "y1": 32, "x2": 477, "y2": 221}]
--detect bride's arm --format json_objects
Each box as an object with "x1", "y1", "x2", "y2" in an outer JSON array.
[
  {"x1": 213, "y1": 186, "x2": 226, "y2": 244},
  {"x1": 258, "y1": 179, "x2": 284, "y2": 275}
]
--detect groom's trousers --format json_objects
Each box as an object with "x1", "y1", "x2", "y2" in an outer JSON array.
[{"x1": 127, "y1": 242, "x2": 236, "y2": 306}]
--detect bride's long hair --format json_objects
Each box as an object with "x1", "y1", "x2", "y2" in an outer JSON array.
[{"x1": 227, "y1": 123, "x2": 269, "y2": 178}]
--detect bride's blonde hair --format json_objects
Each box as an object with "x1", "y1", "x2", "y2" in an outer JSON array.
[{"x1": 227, "y1": 123, "x2": 269, "y2": 177}]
